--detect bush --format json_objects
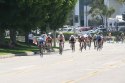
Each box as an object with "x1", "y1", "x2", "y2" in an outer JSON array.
[
  {"x1": 63, "y1": 32, "x2": 76, "y2": 40},
  {"x1": 102, "y1": 31, "x2": 123, "y2": 36}
]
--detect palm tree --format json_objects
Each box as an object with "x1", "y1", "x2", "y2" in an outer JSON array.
[
  {"x1": 103, "y1": 6, "x2": 115, "y2": 28},
  {"x1": 117, "y1": 0, "x2": 125, "y2": 3},
  {"x1": 117, "y1": 0, "x2": 125, "y2": 13},
  {"x1": 89, "y1": 0, "x2": 115, "y2": 27},
  {"x1": 90, "y1": 8, "x2": 104, "y2": 25}
]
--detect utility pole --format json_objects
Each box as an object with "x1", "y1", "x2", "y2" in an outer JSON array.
[
  {"x1": 73, "y1": 9, "x2": 75, "y2": 26},
  {"x1": 84, "y1": 0, "x2": 88, "y2": 27},
  {"x1": 86, "y1": 3, "x2": 88, "y2": 27}
]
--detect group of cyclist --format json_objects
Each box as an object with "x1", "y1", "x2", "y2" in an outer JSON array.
[
  {"x1": 36, "y1": 32, "x2": 53, "y2": 53},
  {"x1": 77, "y1": 33, "x2": 103, "y2": 51},
  {"x1": 29, "y1": 31, "x2": 125, "y2": 55},
  {"x1": 57, "y1": 32, "x2": 104, "y2": 52},
  {"x1": 33, "y1": 31, "x2": 104, "y2": 55}
]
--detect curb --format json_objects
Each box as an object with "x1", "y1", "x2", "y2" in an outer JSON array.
[
  {"x1": 0, "y1": 52, "x2": 34, "y2": 59},
  {"x1": 0, "y1": 48, "x2": 70, "y2": 59}
]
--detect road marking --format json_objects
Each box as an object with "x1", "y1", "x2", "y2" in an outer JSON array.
[
  {"x1": 13, "y1": 65, "x2": 36, "y2": 70},
  {"x1": 0, "y1": 57, "x2": 74, "y2": 76},
  {"x1": 63, "y1": 58, "x2": 125, "y2": 83}
]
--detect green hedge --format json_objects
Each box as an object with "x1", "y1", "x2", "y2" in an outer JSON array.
[
  {"x1": 63, "y1": 32, "x2": 76, "y2": 40},
  {"x1": 102, "y1": 31, "x2": 124, "y2": 36}
]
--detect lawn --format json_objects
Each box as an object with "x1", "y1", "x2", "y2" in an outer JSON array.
[{"x1": 0, "y1": 42, "x2": 39, "y2": 56}]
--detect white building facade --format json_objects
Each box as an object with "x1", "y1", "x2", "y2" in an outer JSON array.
[
  {"x1": 104, "y1": 0, "x2": 125, "y2": 31},
  {"x1": 74, "y1": 0, "x2": 125, "y2": 27},
  {"x1": 74, "y1": 0, "x2": 91, "y2": 27},
  {"x1": 104, "y1": 0, "x2": 125, "y2": 17},
  {"x1": 74, "y1": 0, "x2": 80, "y2": 27}
]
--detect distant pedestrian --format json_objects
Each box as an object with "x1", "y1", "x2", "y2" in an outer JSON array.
[{"x1": 28, "y1": 32, "x2": 34, "y2": 44}]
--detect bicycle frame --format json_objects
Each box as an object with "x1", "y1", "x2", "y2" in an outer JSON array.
[{"x1": 59, "y1": 42, "x2": 63, "y2": 54}]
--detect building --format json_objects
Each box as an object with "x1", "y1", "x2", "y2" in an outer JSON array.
[
  {"x1": 104, "y1": 0, "x2": 125, "y2": 31},
  {"x1": 74, "y1": 0, "x2": 91, "y2": 27},
  {"x1": 104, "y1": 0, "x2": 125, "y2": 17},
  {"x1": 74, "y1": 0, "x2": 125, "y2": 27}
]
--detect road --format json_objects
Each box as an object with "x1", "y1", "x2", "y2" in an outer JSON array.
[{"x1": 0, "y1": 42, "x2": 125, "y2": 83}]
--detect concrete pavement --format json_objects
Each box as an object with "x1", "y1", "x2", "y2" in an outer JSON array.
[{"x1": 0, "y1": 42, "x2": 125, "y2": 83}]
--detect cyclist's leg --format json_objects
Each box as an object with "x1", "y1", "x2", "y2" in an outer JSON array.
[
  {"x1": 71, "y1": 42, "x2": 75, "y2": 51},
  {"x1": 74, "y1": 42, "x2": 75, "y2": 51},
  {"x1": 59, "y1": 42, "x2": 63, "y2": 54}
]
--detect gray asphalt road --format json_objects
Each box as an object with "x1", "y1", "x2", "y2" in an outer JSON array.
[{"x1": 0, "y1": 42, "x2": 125, "y2": 83}]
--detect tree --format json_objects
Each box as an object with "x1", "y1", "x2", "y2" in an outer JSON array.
[
  {"x1": 89, "y1": 0, "x2": 105, "y2": 25},
  {"x1": 0, "y1": 0, "x2": 20, "y2": 47},
  {"x1": 117, "y1": 0, "x2": 125, "y2": 3},
  {"x1": 89, "y1": 0, "x2": 115, "y2": 27},
  {"x1": 0, "y1": 0, "x2": 48, "y2": 46},
  {"x1": 18, "y1": 0, "x2": 43, "y2": 43},
  {"x1": 46, "y1": 0, "x2": 77, "y2": 46},
  {"x1": 0, "y1": 0, "x2": 77, "y2": 47},
  {"x1": 103, "y1": 6, "x2": 115, "y2": 27}
]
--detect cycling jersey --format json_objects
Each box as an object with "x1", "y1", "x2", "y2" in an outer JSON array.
[
  {"x1": 58, "y1": 35, "x2": 65, "y2": 42},
  {"x1": 46, "y1": 36, "x2": 52, "y2": 43},
  {"x1": 38, "y1": 37, "x2": 45, "y2": 45}
]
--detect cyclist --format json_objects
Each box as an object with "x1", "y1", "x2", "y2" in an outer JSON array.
[
  {"x1": 46, "y1": 34, "x2": 53, "y2": 51},
  {"x1": 78, "y1": 35, "x2": 82, "y2": 48},
  {"x1": 57, "y1": 32, "x2": 65, "y2": 48},
  {"x1": 120, "y1": 32, "x2": 124, "y2": 43},
  {"x1": 41, "y1": 32, "x2": 48, "y2": 43},
  {"x1": 83, "y1": 34, "x2": 90, "y2": 50},
  {"x1": 93, "y1": 34, "x2": 97, "y2": 49},
  {"x1": 79, "y1": 35, "x2": 85, "y2": 51},
  {"x1": 69, "y1": 35, "x2": 76, "y2": 51},
  {"x1": 96, "y1": 33, "x2": 103, "y2": 50},
  {"x1": 37, "y1": 36, "x2": 45, "y2": 46},
  {"x1": 37, "y1": 36, "x2": 46, "y2": 56}
]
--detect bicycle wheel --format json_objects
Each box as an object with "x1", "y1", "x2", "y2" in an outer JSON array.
[
  {"x1": 84, "y1": 42, "x2": 86, "y2": 50},
  {"x1": 59, "y1": 43, "x2": 63, "y2": 55},
  {"x1": 80, "y1": 43, "x2": 83, "y2": 52},
  {"x1": 97, "y1": 42, "x2": 101, "y2": 51},
  {"x1": 39, "y1": 45, "x2": 43, "y2": 57}
]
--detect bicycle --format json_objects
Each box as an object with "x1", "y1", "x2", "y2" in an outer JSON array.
[
  {"x1": 59, "y1": 42, "x2": 63, "y2": 55},
  {"x1": 70, "y1": 42, "x2": 75, "y2": 52},
  {"x1": 39, "y1": 44, "x2": 44, "y2": 57},
  {"x1": 97, "y1": 40, "x2": 102, "y2": 51},
  {"x1": 80, "y1": 41, "x2": 84, "y2": 52}
]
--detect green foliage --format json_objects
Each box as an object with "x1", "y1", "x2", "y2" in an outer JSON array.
[
  {"x1": 102, "y1": 31, "x2": 124, "y2": 36},
  {"x1": 0, "y1": 42, "x2": 38, "y2": 55},
  {"x1": 89, "y1": 0, "x2": 115, "y2": 26},
  {"x1": 88, "y1": 18, "x2": 102, "y2": 26},
  {"x1": 0, "y1": 0, "x2": 77, "y2": 47},
  {"x1": 47, "y1": 0, "x2": 77, "y2": 31},
  {"x1": 63, "y1": 32, "x2": 76, "y2": 40},
  {"x1": 117, "y1": 0, "x2": 125, "y2": 3}
]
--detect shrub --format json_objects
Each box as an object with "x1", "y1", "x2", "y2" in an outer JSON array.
[{"x1": 63, "y1": 32, "x2": 76, "y2": 40}]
